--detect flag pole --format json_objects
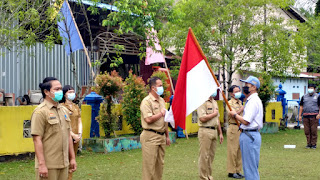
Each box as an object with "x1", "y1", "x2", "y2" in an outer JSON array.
[
  {"x1": 65, "y1": 0, "x2": 95, "y2": 78},
  {"x1": 163, "y1": 61, "x2": 175, "y2": 94},
  {"x1": 163, "y1": 60, "x2": 188, "y2": 138},
  {"x1": 188, "y1": 27, "x2": 240, "y2": 127}
]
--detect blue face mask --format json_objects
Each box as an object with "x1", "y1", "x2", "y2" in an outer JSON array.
[
  {"x1": 211, "y1": 91, "x2": 217, "y2": 98},
  {"x1": 67, "y1": 93, "x2": 76, "y2": 101},
  {"x1": 156, "y1": 87, "x2": 164, "y2": 96},
  {"x1": 234, "y1": 92, "x2": 242, "y2": 99},
  {"x1": 51, "y1": 90, "x2": 63, "y2": 102}
]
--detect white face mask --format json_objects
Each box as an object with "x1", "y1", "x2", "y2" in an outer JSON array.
[
  {"x1": 154, "y1": 87, "x2": 164, "y2": 96},
  {"x1": 234, "y1": 92, "x2": 242, "y2": 99},
  {"x1": 308, "y1": 88, "x2": 314, "y2": 94},
  {"x1": 67, "y1": 93, "x2": 76, "y2": 101}
]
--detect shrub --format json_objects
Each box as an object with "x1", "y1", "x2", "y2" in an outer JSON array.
[
  {"x1": 149, "y1": 71, "x2": 170, "y2": 99},
  {"x1": 93, "y1": 70, "x2": 123, "y2": 138},
  {"x1": 121, "y1": 71, "x2": 147, "y2": 135},
  {"x1": 98, "y1": 103, "x2": 119, "y2": 138},
  {"x1": 259, "y1": 73, "x2": 276, "y2": 122}
]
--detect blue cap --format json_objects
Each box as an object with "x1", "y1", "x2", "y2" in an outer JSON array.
[{"x1": 240, "y1": 76, "x2": 260, "y2": 89}]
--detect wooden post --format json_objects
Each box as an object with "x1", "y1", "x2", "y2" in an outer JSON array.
[
  {"x1": 65, "y1": 0, "x2": 95, "y2": 78},
  {"x1": 188, "y1": 27, "x2": 240, "y2": 127},
  {"x1": 164, "y1": 61, "x2": 175, "y2": 94},
  {"x1": 185, "y1": 128, "x2": 189, "y2": 139}
]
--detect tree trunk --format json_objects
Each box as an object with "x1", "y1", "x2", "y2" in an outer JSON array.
[{"x1": 263, "y1": 2, "x2": 267, "y2": 72}]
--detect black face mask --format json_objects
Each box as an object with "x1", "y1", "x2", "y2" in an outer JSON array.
[{"x1": 243, "y1": 86, "x2": 250, "y2": 95}]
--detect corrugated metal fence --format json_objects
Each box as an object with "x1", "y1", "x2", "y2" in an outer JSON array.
[{"x1": 0, "y1": 42, "x2": 97, "y2": 100}]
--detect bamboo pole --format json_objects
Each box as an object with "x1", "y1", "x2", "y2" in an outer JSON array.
[
  {"x1": 163, "y1": 59, "x2": 188, "y2": 138},
  {"x1": 163, "y1": 61, "x2": 175, "y2": 94},
  {"x1": 188, "y1": 27, "x2": 240, "y2": 127},
  {"x1": 65, "y1": 0, "x2": 95, "y2": 78}
]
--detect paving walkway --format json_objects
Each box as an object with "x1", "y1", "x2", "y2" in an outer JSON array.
[{"x1": 287, "y1": 123, "x2": 320, "y2": 130}]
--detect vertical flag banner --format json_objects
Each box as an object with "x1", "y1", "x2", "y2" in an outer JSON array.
[
  {"x1": 145, "y1": 29, "x2": 166, "y2": 65},
  {"x1": 171, "y1": 28, "x2": 218, "y2": 130},
  {"x1": 57, "y1": 0, "x2": 83, "y2": 55}
]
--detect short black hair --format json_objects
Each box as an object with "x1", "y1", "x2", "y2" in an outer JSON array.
[
  {"x1": 60, "y1": 85, "x2": 75, "y2": 103},
  {"x1": 149, "y1": 76, "x2": 161, "y2": 89},
  {"x1": 23, "y1": 95, "x2": 31, "y2": 105},
  {"x1": 308, "y1": 84, "x2": 317, "y2": 88},
  {"x1": 39, "y1": 77, "x2": 58, "y2": 98},
  {"x1": 228, "y1": 85, "x2": 240, "y2": 93}
]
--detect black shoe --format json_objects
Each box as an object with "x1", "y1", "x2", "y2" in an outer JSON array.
[
  {"x1": 228, "y1": 173, "x2": 242, "y2": 179},
  {"x1": 305, "y1": 145, "x2": 311, "y2": 149},
  {"x1": 237, "y1": 173, "x2": 245, "y2": 178},
  {"x1": 311, "y1": 145, "x2": 317, "y2": 149}
]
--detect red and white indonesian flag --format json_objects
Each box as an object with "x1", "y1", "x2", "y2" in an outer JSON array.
[{"x1": 168, "y1": 28, "x2": 218, "y2": 130}]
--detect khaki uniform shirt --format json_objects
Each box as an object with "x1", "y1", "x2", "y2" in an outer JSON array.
[
  {"x1": 227, "y1": 98, "x2": 243, "y2": 124},
  {"x1": 31, "y1": 99, "x2": 71, "y2": 169},
  {"x1": 62, "y1": 103, "x2": 81, "y2": 134},
  {"x1": 197, "y1": 99, "x2": 219, "y2": 127},
  {"x1": 140, "y1": 93, "x2": 166, "y2": 132}
]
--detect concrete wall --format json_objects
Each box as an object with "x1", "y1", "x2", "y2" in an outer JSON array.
[
  {"x1": 0, "y1": 105, "x2": 91, "y2": 155},
  {"x1": 0, "y1": 101, "x2": 282, "y2": 155},
  {"x1": 273, "y1": 77, "x2": 308, "y2": 101},
  {"x1": 265, "y1": 102, "x2": 282, "y2": 125},
  {"x1": 0, "y1": 106, "x2": 36, "y2": 155}
]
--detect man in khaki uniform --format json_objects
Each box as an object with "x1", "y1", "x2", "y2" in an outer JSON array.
[
  {"x1": 226, "y1": 85, "x2": 244, "y2": 179},
  {"x1": 31, "y1": 77, "x2": 76, "y2": 180},
  {"x1": 140, "y1": 76, "x2": 171, "y2": 180},
  {"x1": 197, "y1": 91, "x2": 224, "y2": 180}
]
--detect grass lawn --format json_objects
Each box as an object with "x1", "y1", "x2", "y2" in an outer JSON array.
[{"x1": 0, "y1": 129, "x2": 319, "y2": 180}]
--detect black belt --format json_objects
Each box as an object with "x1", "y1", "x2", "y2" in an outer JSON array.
[
  {"x1": 240, "y1": 129, "x2": 258, "y2": 142},
  {"x1": 229, "y1": 123, "x2": 238, "y2": 125},
  {"x1": 200, "y1": 126, "x2": 216, "y2": 130},
  {"x1": 241, "y1": 129, "x2": 258, "y2": 132},
  {"x1": 144, "y1": 129, "x2": 165, "y2": 135}
]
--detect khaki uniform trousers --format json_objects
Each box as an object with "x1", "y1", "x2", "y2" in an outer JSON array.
[
  {"x1": 36, "y1": 167, "x2": 68, "y2": 180},
  {"x1": 140, "y1": 130, "x2": 166, "y2": 180},
  {"x1": 198, "y1": 127, "x2": 217, "y2": 180},
  {"x1": 68, "y1": 142, "x2": 79, "y2": 180},
  {"x1": 227, "y1": 124, "x2": 242, "y2": 173}
]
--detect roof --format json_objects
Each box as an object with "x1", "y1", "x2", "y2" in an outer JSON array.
[
  {"x1": 298, "y1": 73, "x2": 317, "y2": 78},
  {"x1": 300, "y1": 72, "x2": 320, "y2": 77},
  {"x1": 282, "y1": 6, "x2": 307, "y2": 23},
  {"x1": 69, "y1": 0, "x2": 118, "y2": 11}
]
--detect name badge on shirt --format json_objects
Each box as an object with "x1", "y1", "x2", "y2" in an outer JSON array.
[{"x1": 49, "y1": 113, "x2": 56, "y2": 119}]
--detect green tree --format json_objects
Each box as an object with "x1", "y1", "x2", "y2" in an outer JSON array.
[
  {"x1": 102, "y1": 0, "x2": 174, "y2": 59},
  {"x1": 93, "y1": 70, "x2": 124, "y2": 138},
  {"x1": 163, "y1": 0, "x2": 307, "y2": 95},
  {"x1": 0, "y1": 0, "x2": 58, "y2": 49},
  {"x1": 121, "y1": 71, "x2": 147, "y2": 135},
  {"x1": 68, "y1": 0, "x2": 173, "y2": 103},
  {"x1": 316, "y1": 0, "x2": 320, "y2": 16},
  {"x1": 303, "y1": 16, "x2": 320, "y2": 73},
  {"x1": 258, "y1": 73, "x2": 276, "y2": 121}
]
